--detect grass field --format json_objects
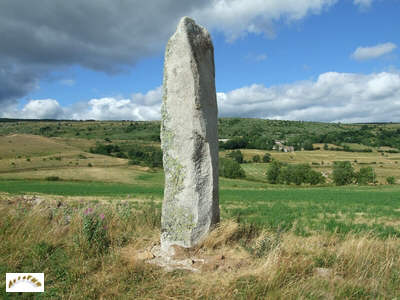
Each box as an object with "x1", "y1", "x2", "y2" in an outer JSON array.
[
  {"x1": 1, "y1": 125, "x2": 400, "y2": 298},
  {"x1": 1, "y1": 196, "x2": 399, "y2": 299},
  {"x1": 1, "y1": 179, "x2": 399, "y2": 239}
]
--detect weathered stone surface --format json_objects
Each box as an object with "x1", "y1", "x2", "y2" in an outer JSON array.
[{"x1": 160, "y1": 16, "x2": 219, "y2": 250}]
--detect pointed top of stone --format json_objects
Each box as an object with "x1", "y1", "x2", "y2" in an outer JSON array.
[
  {"x1": 174, "y1": 16, "x2": 211, "y2": 41},
  {"x1": 178, "y1": 16, "x2": 195, "y2": 27}
]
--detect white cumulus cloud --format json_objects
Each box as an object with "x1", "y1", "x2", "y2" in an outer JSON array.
[
  {"x1": 69, "y1": 87, "x2": 162, "y2": 121},
  {"x1": 217, "y1": 71, "x2": 400, "y2": 123},
  {"x1": 193, "y1": 0, "x2": 338, "y2": 41},
  {"x1": 20, "y1": 99, "x2": 65, "y2": 119},
  {"x1": 8, "y1": 71, "x2": 400, "y2": 123},
  {"x1": 351, "y1": 42, "x2": 397, "y2": 61}
]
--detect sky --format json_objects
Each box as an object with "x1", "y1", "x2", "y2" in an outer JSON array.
[{"x1": 0, "y1": 0, "x2": 399, "y2": 123}]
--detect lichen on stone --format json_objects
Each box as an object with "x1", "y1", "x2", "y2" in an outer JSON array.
[
  {"x1": 163, "y1": 154, "x2": 185, "y2": 200},
  {"x1": 162, "y1": 205, "x2": 195, "y2": 243}
]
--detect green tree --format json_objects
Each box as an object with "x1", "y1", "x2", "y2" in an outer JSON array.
[
  {"x1": 279, "y1": 164, "x2": 317, "y2": 185},
  {"x1": 332, "y1": 161, "x2": 355, "y2": 186},
  {"x1": 386, "y1": 176, "x2": 395, "y2": 185},
  {"x1": 303, "y1": 140, "x2": 314, "y2": 151},
  {"x1": 306, "y1": 169, "x2": 326, "y2": 185},
  {"x1": 252, "y1": 155, "x2": 261, "y2": 163},
  {"x1": 291, "y1": 164, "x2": 311, "y2": 185},
  {"x1": 127, "y1": 145, "x2": 162, "y2": 168},
  {"x1": 223, "y1": 137, "x2": 248, "y2": 150},
  {"x1": 277, "y1": 166, "x2": 291, "y2": 184},
  {"x1": 219, "y1": 158, "x2": 245, "y2": 179},
  {"x1": 227, "y1": 150, "x2": 244, "y2": 164},
  {"x1": 266, "y1": 160, "x2": 282, "y2": 184},
  {"x1": 356, "y1": 166, "x2": 375, "y2": 185},
  {"x1": 275, "y1": 163, "x2": 325, "y2": 186},
  {"x1": 262, "y1": 153, "x2": 271, "y2": 163}
]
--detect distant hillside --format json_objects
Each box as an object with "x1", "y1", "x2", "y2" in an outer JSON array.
[
  {"x1": 1, "y1": 118, "x2": 400, "y2": 150},
  {"x1": 0, "y1": 134, "x2": 77, "y2": 159}
]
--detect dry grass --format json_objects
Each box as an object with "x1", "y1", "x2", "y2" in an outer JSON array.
[
  {"x1": 0, "y1": 165, "x2": 151, "y2": 184},
  {"x1": 0, "y1": 134, "x2": 131, "y2": 177},
  {"x1": 52, "y1": 137, "x2": 97, "y2": 152},
  {"x1": 1, "y1": 194, "x2": 399, "y2": 299},
  {"x1": 0, "y1": 134, "x2": 77, "y2": 159}
]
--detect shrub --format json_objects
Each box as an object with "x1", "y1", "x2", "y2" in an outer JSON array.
[
  {"x1": 227, "y1": 150, "x2": 244, "y2": 164},
  {"x1": 356, "y1": 166, "x2": 376, "y2": 185},
  {"x1": 303, "y1": 140, "x2": 314, "y2": 151},
  {"x1": 46, "y1": 176, "x2": 60, "y2": 181},
  {"x1": 221, "y1": 137, "x2": 248, "y2": 150},
  {"x1": 266, "y1": 160, "x2": 282, "y2": 184},
  {"x1": 332, "y1": 161, "x2": 355, "y2": 186},
  {"x1": 307, "y1": 169, "x2": 326, "y2": 185},
  {"x1": 262, "y1": 153, "x2": 271, "y2": 163},
  {"x1": 127, "y1": 144, "x2": 162, "y2": 168},
  {"x1": 252, "y1": 155, "x2": 261, "y2": 163},
  {"x1": 219, "y1": 158, "x2": 245, "y2": 179},
  {"x1": 90, "y1": 143, "x2": 120, "y2": 156},
  {"x1": 307, "y1": 170, "x2": 326, "y2": 185},
  {"x1": 277, "y1": 164, "x2": 325, "y2": 185},
  {"x1": 387, "y1": 176, "x2": 396, "y2": 185},
  {"x1": 293, "y1": 164, "x2": 312, "y2": 185},
  {"x1": 116, "y1": 152, "x2": 128, "y2": 158}
]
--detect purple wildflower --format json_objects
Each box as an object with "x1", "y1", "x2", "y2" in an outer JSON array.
[
  {"x1": 84, "y1": 207, "x2": 93, "y2": 215},
  {"x1": 99, "y1": 213, "x2": 105, "y2": 220}
]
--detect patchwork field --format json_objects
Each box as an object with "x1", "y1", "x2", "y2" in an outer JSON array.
[
  {"x1": 1, "y1": 125, "x2": 399, "y2": 298},
  {"x1": 239, "y1": 148, "x2": 400, "y2": 184},
  {"x1": 0, "y1": 133, "x2": 399, "y2": 238}
]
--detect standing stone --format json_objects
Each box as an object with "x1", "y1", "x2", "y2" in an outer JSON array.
[{"x1": 160, "y1": 17, "x2": 219, "y2": 250}]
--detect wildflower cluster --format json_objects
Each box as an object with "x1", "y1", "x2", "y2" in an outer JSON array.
[{"x1": 82, "y1": 207, "x2": 110, "y2": 252}]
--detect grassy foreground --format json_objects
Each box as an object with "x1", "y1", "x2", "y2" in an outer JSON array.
[
  {"x1": 1, "y1": 195, "x2": 399, "y2": 299},
  {"x1": 1, "y1": 179, "x2": 399, "y2": 239}
]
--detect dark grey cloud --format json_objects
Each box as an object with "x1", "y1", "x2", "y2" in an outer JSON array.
[
  {"x1": 0, "y1": 63, "x2": 37, "y2": 101},
  {"x1": 0, "y1": 0, "x2": 340, "y2": 117},
  {"x1": 0, "y1": 0, "x2": 207, "y2": 70},
  {"x1": 0, "y1": 0, "x2": 209, "y2": 113}
]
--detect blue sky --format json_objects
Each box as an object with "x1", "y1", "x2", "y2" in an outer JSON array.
[{"x1": 1, "y1": 0, "x2": 399, "y2": 122}]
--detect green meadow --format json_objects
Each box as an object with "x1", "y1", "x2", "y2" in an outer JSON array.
[{"x1": 1, "y1": 178, "x2": 399, "y2": 238}]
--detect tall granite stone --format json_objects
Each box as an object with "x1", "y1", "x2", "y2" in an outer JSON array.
[{"x1": 160, "y1": 17, "x2": 219, "y2": 250}]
